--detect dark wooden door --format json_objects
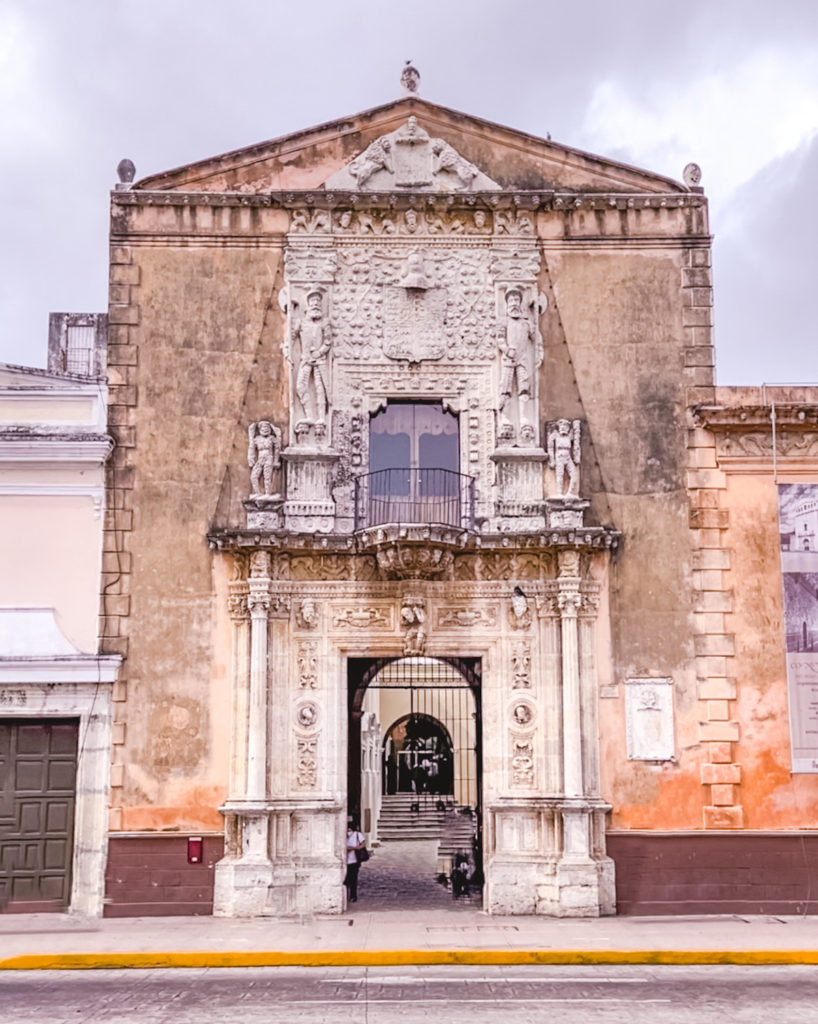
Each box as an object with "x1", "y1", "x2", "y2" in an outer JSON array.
[{"x1": 0, "y1": 719, "x2": 79, "y2": 913}]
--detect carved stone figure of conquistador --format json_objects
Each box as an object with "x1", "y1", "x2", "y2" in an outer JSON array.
[
  {"x1": 293, "y1": 289, "x2": 332, "y2": 425},
  {"x1": 499, "y1": 286, "x2": 535, "y2": 428}
]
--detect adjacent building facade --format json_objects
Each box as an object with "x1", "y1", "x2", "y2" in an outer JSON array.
[{"x1": 0, "y1": 318, "x2": 120, "y2": 914}]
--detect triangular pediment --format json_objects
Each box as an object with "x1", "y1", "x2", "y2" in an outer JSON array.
[{"x1": 135, "y1": 97, "x2": 688, "y2": 196}]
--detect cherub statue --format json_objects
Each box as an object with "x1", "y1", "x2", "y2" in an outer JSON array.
[
  {"x1": 547, "y1": 418, "x2": 581, "y2": 497},
  {"x1": 248, "y1": 420, "x2": 282, "y2": 496}
]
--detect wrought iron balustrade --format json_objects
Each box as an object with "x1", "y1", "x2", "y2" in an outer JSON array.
[{"x1": 354, "y1": 468, "x2": 476, "y2": 531}]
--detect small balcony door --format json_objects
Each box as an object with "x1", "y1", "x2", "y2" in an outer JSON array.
[{"x1": 368, "y1": 402, "x2": 460, "y2": 525}]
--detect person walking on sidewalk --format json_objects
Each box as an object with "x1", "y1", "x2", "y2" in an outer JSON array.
[{"x1": 345, "y1": 818, "x2": 366, "y2": 903}]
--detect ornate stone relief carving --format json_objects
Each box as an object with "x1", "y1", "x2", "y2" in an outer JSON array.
[
  {"x1": 510, "y1": 699, "x2": 535, "y2": 729},
  {"x1": 511, "y1": 738, "x2": 535, "y2": 787},
  {"x1": 715, "y1": 431, "x2": 818, "y2": 459},
  {"x1": 283, "y1": 246, "x2": 337, "y2": 284},
  {"x1": 323, "y1": 118, "x2": 501, "y2": 193},
  {"x1": 297, "y1": 642, "x2": 318, "y2": 689},
  {"x1": 436, "y1": 605, "x2": 499, "y2": 629},
  {"x1": 247, "y1": 589, "x2": 271, "y2": 616},
  {"x1": 332, "y1": 606, "x2": 392, "y2": 630},
  {"x1": 296, "y1": 736, "x2": 318, "y2": 787},
  {"x1": 249, "y1": 550, "x2": 272, "y2": 578},
  {"x1": 401, "y1": 595, "x2": 427, "y2": 656},
  {"x1": 374, "y1": 542, "x2": 455, "y2": 581},
  {"x1": 226, "y1": 589, "x2": 248, "y2": 621},
  {"x1": 296, "y1": 700, "x2": 320, "y2": 730},
  {"x1": 326, "y1": 207, "x2": 500, "y2": 237},
  {"x1": 294, "y1": 599, "x2": 319, "y2": 630},
  {"x1": 330, "y1": 244, "x2": 504, "y2": 365},
  {"x1": 289, "y1": 209, "x2": 331, "y2": 234},
  {"x1": 268, "y1": 595, "x2": 291, "y2": 619},
  {"x1": 289, "y1": 288, "x2": 333, "y2": 428},
  {"x1": 508, "y1": 587, "x2": 533, "y2": 629},
  {"x1": 511, "y1": 642, "x2": 532, "y2": 689},
  {"x1": 453, "y1": 551, "x2": 547, "y2": 581},
  {"x1": 535, "y1": 592, "x2": 560, "y2": 619},
  {"x1": 557, "y1": 549, "x2": 581, "y2": 578}
]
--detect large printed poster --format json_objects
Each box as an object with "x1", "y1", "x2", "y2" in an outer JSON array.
[{"x1": 778, "y1": 483, "x2": 818, "y2": 772}]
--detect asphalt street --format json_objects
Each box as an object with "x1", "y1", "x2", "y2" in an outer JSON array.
[{"x1": 1, "y1": 964, "x2": 816, "y2": 1023}]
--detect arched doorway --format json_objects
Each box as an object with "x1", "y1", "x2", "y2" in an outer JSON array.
[
  {"x1": 348, "y1": 655, "x2": 482, "y2": 908},
  {"x1": 383, "y1": 712, "x2": 454, "y2": 796}
]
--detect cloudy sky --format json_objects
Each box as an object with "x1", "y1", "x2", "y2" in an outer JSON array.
[{"x1": 1, "y1": 0, "x2": 816, "y2": 383}]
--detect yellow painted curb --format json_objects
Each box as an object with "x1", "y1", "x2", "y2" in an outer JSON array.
[{"x1": 2, "y1": 949, "x2": 818, "y2": 970}]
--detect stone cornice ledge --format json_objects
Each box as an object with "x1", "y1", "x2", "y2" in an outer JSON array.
[
  {"x1": 208, "y1": 526, "x2": 621, "y2": 553},
  {"x1": 114, "y1": 189, "x2": 706, "y2": 211},
  {"x1": 0, "y1": 655, "x2": 122, "y2": 684},
  {"x1": 692, "y1": 403, "x2": 818, "y2": 465},
  {"x1": 0, "y1": 432, "x2": 114, "y2": 463}
]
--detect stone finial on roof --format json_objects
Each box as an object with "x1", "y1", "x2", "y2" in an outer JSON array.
[
  {"x1": 401, "y1": 60, "x2": 420, "y2": 95},
  {"x1": 116, "y1": 158, "x2": 136, "y2": 192},
  {"x1": 683, "y1": 162, "x2": 702, "y2": 187}
]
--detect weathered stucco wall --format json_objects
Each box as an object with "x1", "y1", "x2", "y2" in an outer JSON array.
[
  {"x1": 725, "y1": 471, "x2": 818, "y2": 828},
  {"x1": 104, "y1": 206, "x2": 291, "y2": 830}
]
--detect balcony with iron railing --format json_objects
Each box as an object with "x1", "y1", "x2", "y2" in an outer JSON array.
[{"x1": 354, "y1": 468, "x2": 476, "y2": 532}]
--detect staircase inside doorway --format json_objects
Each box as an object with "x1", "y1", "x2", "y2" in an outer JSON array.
[{"x1": 369, "y1": 793, "x2": 481, "y2": 907}]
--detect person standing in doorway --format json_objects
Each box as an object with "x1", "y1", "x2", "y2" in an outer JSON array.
[{"x1": 345, "y1": 817, "x2": 365, "y2": 903}]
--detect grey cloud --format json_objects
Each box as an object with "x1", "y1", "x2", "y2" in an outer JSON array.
[
  {"x1": 713, "y1": 133, "x2": 818, "y2": 384},
  {"x1": 0, "y1": 0, "x2": 815, "y2": 379}
]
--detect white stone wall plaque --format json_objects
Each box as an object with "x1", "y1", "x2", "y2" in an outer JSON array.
[{"x1": 625, "y1": 677, "x2": 674, "y2": 761}]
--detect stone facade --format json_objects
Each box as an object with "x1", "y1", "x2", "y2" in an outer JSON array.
[{"x1": 94, "y1": 90, "x2": 818, "y2": 918}]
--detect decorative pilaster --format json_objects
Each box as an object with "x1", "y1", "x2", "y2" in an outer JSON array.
[
  {"x1": 226, "y1": 581, "x2": 249, "y2": 803},
  {"x1": 247, "y1": 577, "x2": 271, "y2": 806},
  {"x1": 551, "y1": 550, "x2": 615, "y2": 915},
  {"x1": 557, "y1": 554, "x2": 583, "y2": 802},
  {"x1": 214, "y1": 553, "x2": 274, "y2": 917}
]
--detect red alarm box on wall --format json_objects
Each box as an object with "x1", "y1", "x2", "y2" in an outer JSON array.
[{"x1": 187, "y1": 837, "x2": 203, "y2": 864}]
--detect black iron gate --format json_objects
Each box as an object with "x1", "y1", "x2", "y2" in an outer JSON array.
[{"x1": 347, "y1": 656, "x2": 482, "y2": 873}]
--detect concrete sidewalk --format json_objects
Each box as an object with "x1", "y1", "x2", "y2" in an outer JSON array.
[{"x1": 1, "y1": 909, "x2": 817, "y2": 968}]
